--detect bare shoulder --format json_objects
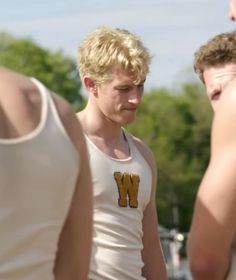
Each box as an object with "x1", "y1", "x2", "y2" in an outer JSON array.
[
  {"x1": 0, "y1": 67, "x2": 19, "y2": 83},
  {"x1": 0, "y1": 67, "x2": 35, "y2": 95},
  {"x1": 0, "y1": 67, "x2": 84, "y2": 148},
  {"x1": 51, "y1": 93, "x2": 85, "y2": 150},
  {"x1": 130, "y1": 134, "x2": 156, "y2": 171},
  {"x1": 0, "y1": 68, "x2": 42, "y2": 130},
  {"x1": 130, "y1": 133, "x2": 158, "y2": 200}
]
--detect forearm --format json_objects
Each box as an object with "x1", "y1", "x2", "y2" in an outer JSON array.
[
  {"x1": 54, "y1": 230, "x2": 91, "y2": 280},
  {"x1": 142, "y1": 241, "x2": 167, "y2": 280},
  {"x1": 190, "y1": 262, "x2": 229, "y2": 280},
  {"x1": 187, "y1": 237, "x2": 230, "y2": 280},
  {"x1": 187, "y1": 162, "x2": 236, "y2": 280},
  {"x1": 54, "y1": 197, "x2": 92, "y2": 280}
]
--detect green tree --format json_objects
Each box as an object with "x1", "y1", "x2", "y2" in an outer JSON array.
[
  {"x1": 0, "y1": 32, "x2": 84, "y2": 109},
  {"x1": 126, "y1": 83, "x2": 212, "y2": 231}
]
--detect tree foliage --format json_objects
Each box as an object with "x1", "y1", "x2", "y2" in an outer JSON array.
[
  {"x1": 0, "y1": 32, "x2": 84, "y2": 109},
  {"x1": 0, "y1": 32, "x2": 214, "y2": 232},
  {"x1": 126, "y1": 83, "x2": 212, "y2": 231}
]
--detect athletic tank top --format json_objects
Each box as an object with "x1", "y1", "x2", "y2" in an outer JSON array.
[
  {"x1": 0, "y1": 78, "x2": 79, "y2": 280},
  {"x1": 86, "y1": 130, "x2": 152, "y2": 280}
]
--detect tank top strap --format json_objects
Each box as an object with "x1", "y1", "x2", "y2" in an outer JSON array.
[
  {"x1": 30, "y1": 78, "x2": 48, "y2": 128},
  {"x1": 122, "y1": 128, "x2": 134, "y2": 157},
  {"x1": 30, "y1": 78, "x2": 71, "y2": 141},
  {"x1": 0, "y1": 78, "x2": 48, "y2": 144}
]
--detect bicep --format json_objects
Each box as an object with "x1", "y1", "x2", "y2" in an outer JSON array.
[
  {"x1": 54, "y1": 103, "x2": 93, "y2": 278},
  {"x1": 197, "y1": 153, "x2": 236, "y2": 238},
  {"x1": 189, "y1": 146, "x2": 236, "y2": 257},
  {"x1": 208, "y1": 103, "x2": 236, "y2": 234},
  {"x1": 140, "y1": 143, "x2": 160, "y2": 248}
]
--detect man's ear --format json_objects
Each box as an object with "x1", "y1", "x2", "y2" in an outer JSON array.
[{"x1": 83, "y1": 76, "x2": 97, "y2": 95}]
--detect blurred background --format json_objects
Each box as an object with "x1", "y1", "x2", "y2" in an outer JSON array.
[{"x1": 1, "y1": 1, "x2": 234, "y2": 278}]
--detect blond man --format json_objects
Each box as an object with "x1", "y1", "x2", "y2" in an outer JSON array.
[{"x1": 77, "y1": 26, "x2": 167, "y2": 280}]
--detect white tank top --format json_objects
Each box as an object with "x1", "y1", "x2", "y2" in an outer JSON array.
[
  {"x1": 0, "y1": 78, "x2": 79, "y2": 280},
  {"x1": 86, "y1": 131, "x2": 152, "y2": 280}
]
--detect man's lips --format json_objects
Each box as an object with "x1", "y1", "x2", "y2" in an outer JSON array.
[{"x1": 123, "y1": 107, "x2": 137, "y2": 111}]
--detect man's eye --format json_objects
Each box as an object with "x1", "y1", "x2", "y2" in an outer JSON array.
[{"x1": 119, "y1": 88, "x2": 129, "y2": 92}]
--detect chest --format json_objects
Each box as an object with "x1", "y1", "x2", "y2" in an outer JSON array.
[{"x1": 87, "y1": 142, "x2": 152, "y2": 211}]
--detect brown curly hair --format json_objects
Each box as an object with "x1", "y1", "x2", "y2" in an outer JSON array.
[{"x1": 194, "y1": 30, "x2": 236, "y2": 83}]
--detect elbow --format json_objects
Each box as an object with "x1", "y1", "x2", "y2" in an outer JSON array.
[
  {"x1": 189, "y1": 258, "x2": 217, "y2": 279},
  {"x1": 188, "y1": 250, "x2": 228, "y2": 279}
]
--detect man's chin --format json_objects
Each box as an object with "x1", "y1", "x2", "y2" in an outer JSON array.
[{"x1": 121, "y1": 116, "x2": 136, "y2": 125}]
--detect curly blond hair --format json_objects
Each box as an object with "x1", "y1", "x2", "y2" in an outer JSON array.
[
  {"x1": 77, "y1": 26, "x2": 151, "y2": 85},
  {"x1": 194, "y1": 30, "x2": 236, "y2": 83}
]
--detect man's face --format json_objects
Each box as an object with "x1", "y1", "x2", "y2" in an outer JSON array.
[
  {"x1": 203, "y1": 63, "x2": 236, "y2": 111},
  {"x1": 96, "y1": 66, "x2": 145, "y2": 125},
  {"x1": 229, "y1": 0, "x2": 236, "y2": 21}
]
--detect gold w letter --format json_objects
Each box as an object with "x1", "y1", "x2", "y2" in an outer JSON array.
[{"x1": 113, "y1": 172, "x2": 140, "y2": 208}]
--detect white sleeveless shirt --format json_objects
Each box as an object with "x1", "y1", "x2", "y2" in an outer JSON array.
[
  {"x1": 86, "y1": 131, "x2": 152, "y2": 280},
  {"x1": 0, "y1": 79, "x2": 79, "y2": 280}
]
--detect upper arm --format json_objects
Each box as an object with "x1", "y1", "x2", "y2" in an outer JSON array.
[
  {"x1": 54, "y1": 93, "x2": 93, "y2": 229},
  {"x1": 132, "y1": 136, "x2": 157, "y2": 205},
  {"x1": 133, "y1": 136, "x2": 159, "y2": 229},
  {"x1": 53, "y1": 94, "x2": 93, "y2": 279},
  {"x1": 199, "y1": 96, "x2": 236, "y2": 247},
  {"x1": 133, "y1": 137, "x2": 167, "y2": 279},
  {"x1": 188, "y1": 95, "x2": 236, "y2": 277}
]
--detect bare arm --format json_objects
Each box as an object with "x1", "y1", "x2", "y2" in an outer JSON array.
[
  {"x1": 53, "y1": 95, "x2": 93, "y2": 280},
  {"x1": 134, "y1": 138, "x2": 167, "y2": 279},
  {"x1": 142, "y1": 186, "x2": 167, "y2": 280},
  {"x1": 187, "y1": 89, "x2": 236, "y2": 280},
  {"x1": 0, "y1": 68, "x2": 93, "y2": 279}
]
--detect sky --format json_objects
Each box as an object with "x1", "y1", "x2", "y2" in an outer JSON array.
[{"x1": 0, "y1": 0, "x2": 234, "y2": 91}]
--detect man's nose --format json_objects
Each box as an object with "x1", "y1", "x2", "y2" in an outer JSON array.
[{"x1": 128, "y1": 91, "x2": 142, "y2": 104}]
